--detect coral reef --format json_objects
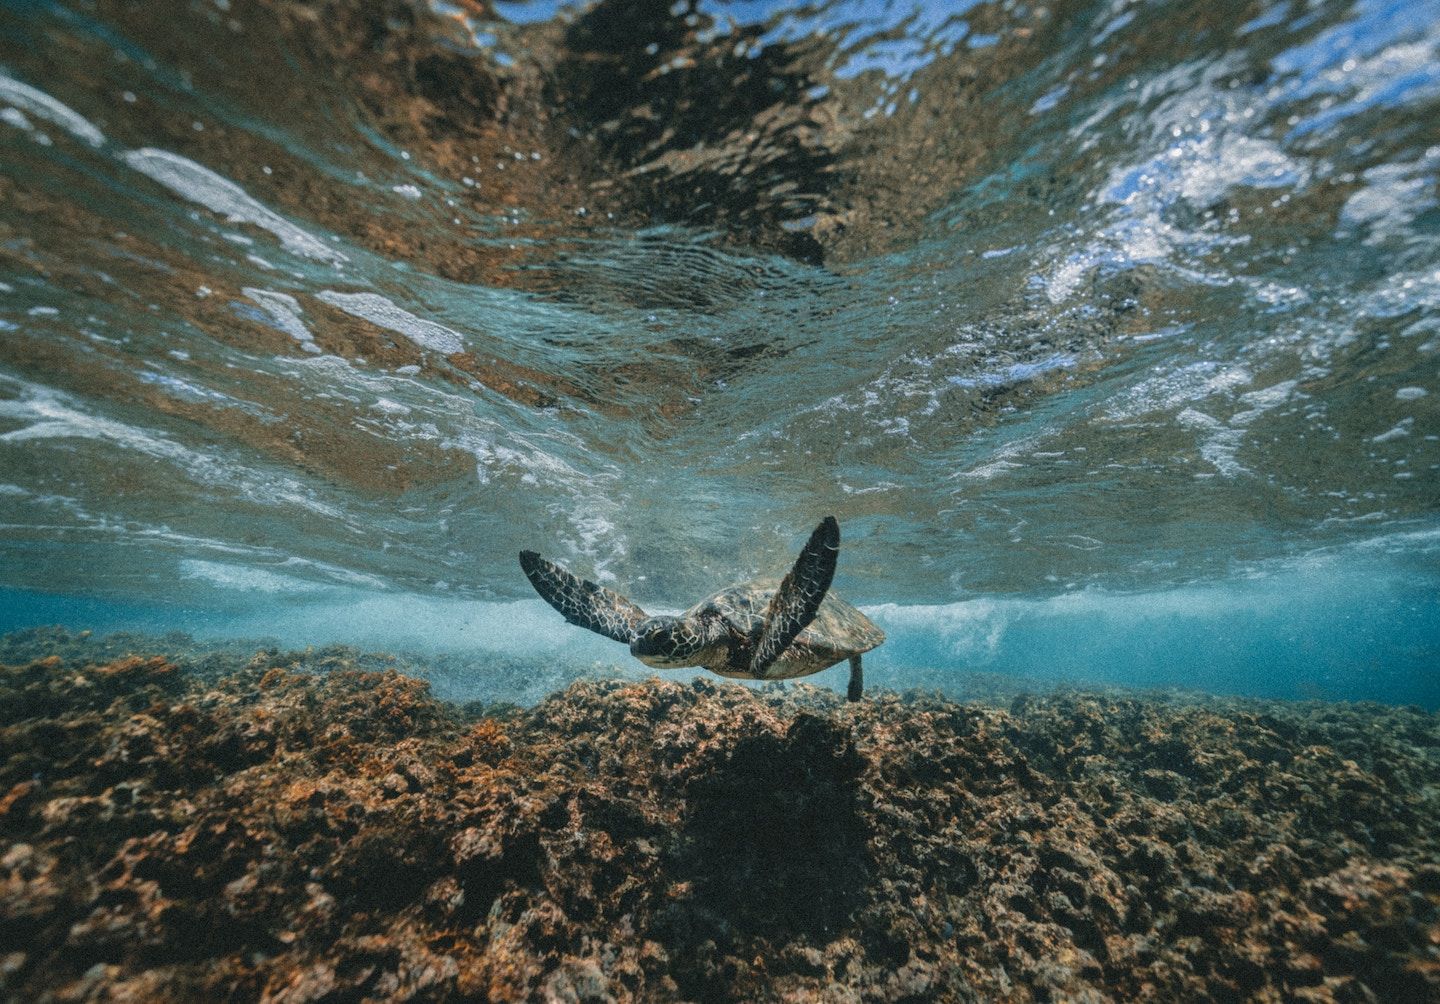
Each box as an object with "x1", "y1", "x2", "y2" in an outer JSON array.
[{"x1": 2, "y1": 641, "x2": 1438, "y2": 1001}]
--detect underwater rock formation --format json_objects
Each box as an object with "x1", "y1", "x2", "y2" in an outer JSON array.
[{"x1": 1, "y1": 641, "x2": 1437, "y2": 1001}]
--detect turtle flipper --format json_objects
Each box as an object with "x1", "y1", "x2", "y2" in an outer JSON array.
[
  {"x1": 519, "y1": 551, "x2": 649, "y2": 644},
  {"x1": 750, "y1": 516, "x2": 840, "y2": 679}
]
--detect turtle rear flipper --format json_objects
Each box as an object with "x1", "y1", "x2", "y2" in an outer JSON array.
[
  {"x1": 519, "y1": 551, "x2": 649, "y2": 644},
  {"x1": 750, "y1": 516, "x2": 839, "y2": 678}
]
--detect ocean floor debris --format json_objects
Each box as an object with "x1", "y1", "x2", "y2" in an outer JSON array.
[{"x1": 1, "y1": 636, "x2": 1437, "y2": 1001}]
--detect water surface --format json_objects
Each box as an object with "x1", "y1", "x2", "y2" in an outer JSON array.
[{"x1": 1, "y1": 0, "x2": 1437, "y2": 703}]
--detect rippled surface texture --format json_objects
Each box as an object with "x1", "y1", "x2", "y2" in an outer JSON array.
[{"x1": 0, "y1": 0, "x2": 1437, "y2": 699}]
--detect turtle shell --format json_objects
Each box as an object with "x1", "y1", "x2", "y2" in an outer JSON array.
[{"x1": 689, "y1": 584, "x2": 886, "y2": 680}]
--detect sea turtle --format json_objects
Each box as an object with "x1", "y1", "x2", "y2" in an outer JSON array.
[{"x1": 519, "y1": 516, "x2": 884, "y2": 701}]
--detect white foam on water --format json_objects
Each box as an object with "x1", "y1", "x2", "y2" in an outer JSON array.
[
  {"x1": 181, "y1": 559, "x2": 323, "y2": 594},
  {"x1": 1, "y1": 107, "x2": 32, "y2": 131},
  {"x1": 268, "y1": 342, "x2": 628, "y2": 576},
  {"x1": 1361, "y1": 267, "x2": 1440, "y2": 318},
  {"x1": 1029, "y1": 84, "x2": 1069, "y2": 115},
  {"x1": 276, "y1": 555, "x2": 390, "y2": 590},
  {"x1": 0, "y1": 487, "x2": 318, "y2": 567},
  {"x1": 1100, "y1": 132, "x2": 1307, "y2": 211},
  {"x1": 315, "y1": 291, "x2": 465, "y2": 354},
  {"x1": 262, "y1": 342, "x2": 625, "y2": 572},
  {"x1": 1340, "y1": 146, "x2": 1440, "y2": 245},
  {"x1": 122, "y1": 148, "x2": 348, "y2": 265},
  {"x1": 178, "y1": 555, "x2": 387, "y2": 596},
  {"x1": 866, "y1": 578, "x2": 1275, "y2": 661},
  {"x1": 864, "y1": 597, "x2": 1008, "y2": 660},
  {"x1": 0, "y1": 373, "x2": 345, "y2": 520},
  {"x1": 945, "y1": 353, "x2": 1077, "y2": 389},
  {"x1": 439, "y1": 423, "x2": 627, "y2": 576},
  {"x1": 1105, "y1": 362, "x2": 1253, "y2": 421},
  {"x1": 1277, "y1": 33, "x2": 1440, "y2": 139},
  {"x1": 795, "y1": 334, "x2": 1078, "y2": 444},
  {"x1": 0, "y1": 72, "x2": 105, "y2": 147},
  {"x1": 1372, "y1": 419, "x2": 1413, "y2": 443},
  {"x1": 946, "y1": 418, "x2": 1066, "y2": 483},
  {"x1": 1043, "y1": 53, "x2": 1330, "y2": 307},
  {"x1": 135, "y1": 369, "x2": 240, "y2": 406},
  {"x1": 0, "y1": 378, "x2": 214, "y2": 463},
  {"x1": 1176, "y1": 407, "x2": 1249, "y2": 477},
  {"x1": 1230, "y1": 379, "x2": 1298, "y2": 426},
  {"x1": 243, "y1": 287, "x2": 320, "y2": 352}
]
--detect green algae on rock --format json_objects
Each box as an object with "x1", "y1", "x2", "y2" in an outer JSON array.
[{"x1": 2, "y1": 642, "x2": 1438, "y2": 1001}]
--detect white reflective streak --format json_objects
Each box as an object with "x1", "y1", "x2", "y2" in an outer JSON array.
[
  {"x1": 316, "y1": 290, "x2": 465, "y2": 354},
  {"x1": 0, "y1": 374, "x2": 343, "y2": 518},
  {"x1": 243, "y1": 288, "x2": 321, "y2": 352},
  {"x1": 123, "y1": 148, "x2": 347, "y2": 265},
  {"x1": 0, "y1": 72, "x2": 105, "y2": 147}
]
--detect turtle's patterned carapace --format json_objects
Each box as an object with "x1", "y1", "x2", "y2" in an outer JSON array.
[{"x1": 520, "y1": 517, "x2": 884, "y2": 701}]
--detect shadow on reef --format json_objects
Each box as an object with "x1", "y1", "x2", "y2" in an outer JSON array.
[
  {"x1": 658, "y1": 713, "x2": 872, "y2": 963},
  {"x1": 1, "y1": 636, "x2": 1439, "y2": 1001}
]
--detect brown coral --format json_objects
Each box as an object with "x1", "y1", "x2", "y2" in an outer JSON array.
[{"x1": 1, "y1": 645, "x2": 1437, "y2": 1001}]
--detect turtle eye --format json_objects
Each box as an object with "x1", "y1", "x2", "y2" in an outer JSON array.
[{"x1": 630, "y1": 622, "x2": 669, "y2": 656}]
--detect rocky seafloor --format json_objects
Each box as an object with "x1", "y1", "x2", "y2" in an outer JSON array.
[{"x1": 1, "y1": 632, "x2": 1438, "y2": 1002}]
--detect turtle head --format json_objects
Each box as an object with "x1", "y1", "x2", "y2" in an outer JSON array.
[{"x1": 630, "y1": 615, "x2": 713, "y2": 669}]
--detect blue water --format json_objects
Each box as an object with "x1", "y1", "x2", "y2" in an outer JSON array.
[
  {"x1": 1, "y1": 0, "x2": 1437, "y2": 705},
  {"x1": 4, "y1": 532, "x2": 1436, "y2": 705}
]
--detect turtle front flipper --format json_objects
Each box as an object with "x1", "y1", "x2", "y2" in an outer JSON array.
[
  {"x1": 750, "y1": 516, "x2": 839, "y2": 678},
  {"x1": 519, "y1": 551, "x2": 649, "y2": 644}
]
